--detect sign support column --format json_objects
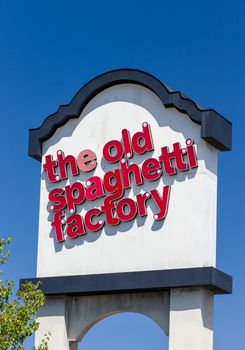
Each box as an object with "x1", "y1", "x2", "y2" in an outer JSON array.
[
  {"x1": 35, "y1": 297, "x2": 70, "y2": 350},
  {"x1": 169, "y1": 288, "x2": 213, "y2": 350}
]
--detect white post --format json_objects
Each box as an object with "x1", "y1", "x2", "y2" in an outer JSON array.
[
  {"x1": 168, "y1": 287, "x2": 213, "y2": 350},
  {"x1": 35, "y1": 297, "x2": 69, "y2": 350},
  {"x1": 69, "y1": 342, "x2": 78, "y2": 350}
]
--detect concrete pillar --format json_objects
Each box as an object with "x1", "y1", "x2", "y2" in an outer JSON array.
[
  {"x1": 67, "y1": 292, "x2": 170, "y2": 342},
  {"x1": 35, "y1": 289, "x2": 214, "y2": 349},
  {"x1": 35, "y1": 297, "x2": 70, "y2": 350},
  {"x1": 69, "y1": 342, "x2": 78, "y2": 350},
  {"x1": 168, "y1": 287, "x2": 213, "y2": 350}
]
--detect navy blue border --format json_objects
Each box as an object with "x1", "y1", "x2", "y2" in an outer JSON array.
[
  {"x1": 29, "y1": 69, "x2": 232, "y2": 161},
  {"x1": 20, "y1": 267, "x2": 232, "y2": 296}
]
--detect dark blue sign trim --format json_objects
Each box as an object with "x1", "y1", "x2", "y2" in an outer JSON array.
[
  {"x1": 29, "y1": 69, "x2": 232, "y2": 161},
  {"x1": 20, "y1": 267, "x2": 232, "y2": 296}
]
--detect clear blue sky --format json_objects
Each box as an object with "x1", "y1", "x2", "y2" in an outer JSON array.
[{"x1": 0, "y1": 0, "x2": 244, "y2": 349}]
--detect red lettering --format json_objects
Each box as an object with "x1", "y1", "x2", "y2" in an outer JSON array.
[
  {"x1": 57, "y1": 150, "x2": 79, "y2": 180},
  {"x1": 159, "y1": 146, "x2": 176, "y2": 175},
  {"x1": 120, "y1": 159, "x2": 143, "y2": 189},
  {"x1": 84, "y1": 208, "x2": 104, "y2": 231},
  {"x1": 66, "y1": 214, "x2": 86, "y2": 238},
  {"x1": 85, "y1": 176, "x2": 105, "y2": 201},
  {"x1": 65, "y1": 182, "x2": 85, "y2": 213},
  {"x1": 77, "y1": 149, "x2": 97, "y2": 172},
  {"x1": 43, "y1": 155, "x2": 59, "y2": 182},
  {"x1": 103, "y1": 169, "x2": 124, "y2": 200},
  {"x1": 131, "y1": 122, "x2": 154, "y2": 155},
  {"x1": 101, "y1": 196, "x2": 120, "y2": 226},
  {"x1": 151, "y1": 186, "x2": 171, "y2": 220},
  {"x1": 142, "y1": 158, "x2": 162, "y2": 181},
  {"x1": 136, "y1": 192, "x2": 151, "y2": 217},
  {"x1": 51, "y1": 211, "x2": 65, "y2": 242},
  {"x1": 103, "y1": 140, "x2": 124, "y2": 163},
  {"x1": 116, "y1": 198, "x2": 137, "y2": 221},
  {"x1": 186, "y1": 139, "x2": 198, "y2": 168},
  {"x1": 173, "y1": 142, "x2": 188, "y2": 171},
  {"x1": 122, "y1": 128, "x2": 132, "y2": 158},
  {"x1": 49, "y1": 188, "x2": 66, "y2": 211}
]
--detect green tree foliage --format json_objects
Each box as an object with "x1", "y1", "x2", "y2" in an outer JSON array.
[{"x1": 0, "y1": 237, "x2": 49, "y2": 350}]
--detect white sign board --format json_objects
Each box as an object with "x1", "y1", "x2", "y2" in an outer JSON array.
[{"x1": 36, "y1": 82, "x2": 218, "y2": 278}]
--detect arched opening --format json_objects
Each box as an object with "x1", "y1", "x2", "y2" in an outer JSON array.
[{"x1": 78, "y1": 312, "x2": 168, "y2": 350}]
